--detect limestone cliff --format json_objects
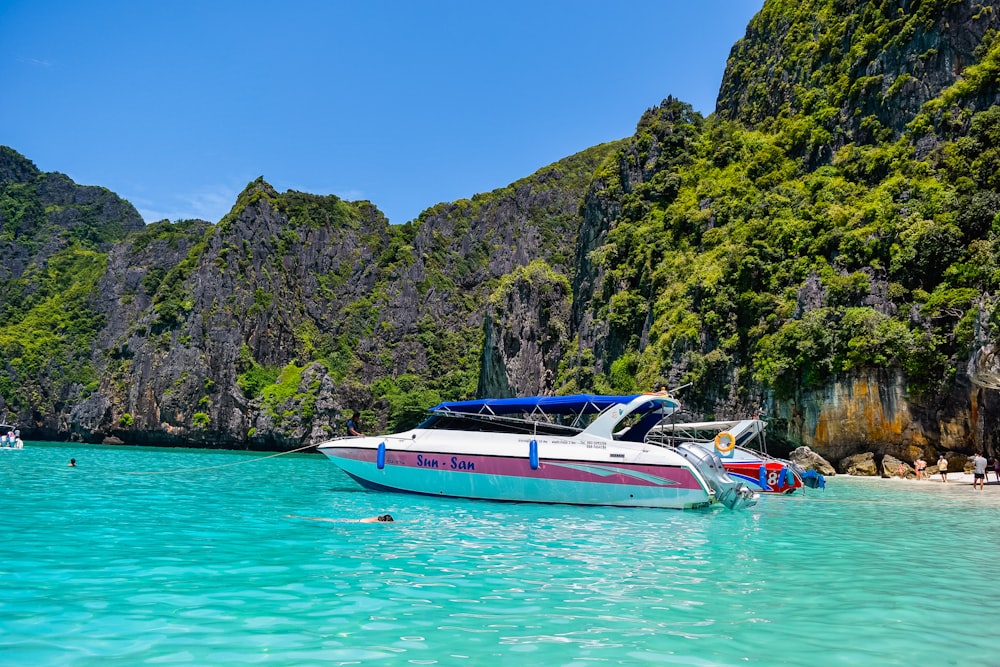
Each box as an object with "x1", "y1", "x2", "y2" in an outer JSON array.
[
  {"x1": 478, "y1": 260, "x2": 572, "y2": 398},
  {"x1": 0, "y1": 144, "x2": 617, "y2": 448},
  {"x1": 716, "y1": 0, "x2": 1000, "y2": 145}
]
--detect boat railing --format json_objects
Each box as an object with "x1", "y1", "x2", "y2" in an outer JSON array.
[{"x1": 425, "y1": 410, "x2": 585, "y2": 437}]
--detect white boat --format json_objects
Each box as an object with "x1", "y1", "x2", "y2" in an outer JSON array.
[
  {"x1": 0, "y1": 423, "x2": 24, "y2": 449},
  {"x1": 316, "y1": 393, "x2": 758, "y2": 510}
]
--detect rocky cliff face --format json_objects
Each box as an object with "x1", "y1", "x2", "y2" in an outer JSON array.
[
  {"x1": 478, "y1": 261, "x2": 572, "y2": 398},
  {"x1": 716, "y1": 0, "x2": 1000, "y2": 145},
  {"x1": 0, "y1": 143, "x2": 618, "y2": 448},
  {"x1": 571, "y1": 99, "x2": 703, "y2": 376},
  {"x1": 771, "y1": 362, "x2": 1000, "y2": 469}
]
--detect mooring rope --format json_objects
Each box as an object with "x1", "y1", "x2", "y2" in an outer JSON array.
[{"x1": 124, "y1": 442, "x2": 318, "y2": 475}]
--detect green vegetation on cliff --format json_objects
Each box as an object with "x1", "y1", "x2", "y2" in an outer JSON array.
[
  {"x1": 568, "y1": 4, "x2": 1000, "y2": 408},
  {"x1": 0, "y1": 245, "x2": 107, "y2": 412}
]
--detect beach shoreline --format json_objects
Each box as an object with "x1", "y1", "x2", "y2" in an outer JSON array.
[{"x1": 845, "y1": 471, "x2": 998, "y2": 485}]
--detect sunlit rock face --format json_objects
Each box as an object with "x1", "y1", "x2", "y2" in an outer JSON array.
[{"x1": 771, "y1": 366, "x2": 1000, "y2": 466}]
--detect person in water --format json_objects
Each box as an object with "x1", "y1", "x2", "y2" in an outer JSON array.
[
  {"x1": 68, "y1": 459, "x2": 76, "y2": 467},
  {"x1": 285, "y1": 514, "x2": 394, "y2": 523}
]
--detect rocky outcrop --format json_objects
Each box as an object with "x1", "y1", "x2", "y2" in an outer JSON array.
[
  {"x1": 881, "y1": 454, "x2": 913, "y2": 479},
  {"x1": 770, "y1": 366, "x2": 1000, "y2": 469},
  {"x1": 841, "y1": 452, "x2": 878, "y2": 476},
  {"x1": 571, "y1": 99, "x2": 702, "y2": 374},
  {"x1": 478, "y1": 261, "x2": 572, "y2": 398},
  {"x1": 789, "y1": 446, "x2": 836, "y2": 476},
  {"x1": 0, "y1": 146, "x2": 40, "y2": 184},
  {"x1": 716, "y1": 0, "x2": 1000, "y2": 143}
]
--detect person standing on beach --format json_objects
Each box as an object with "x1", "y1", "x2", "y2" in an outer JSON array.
[
  {"x1": 993, "y1": 457, "x2": 1000, "y2": 484},
  {"x1": 938, "y1": 454, "x2": 948, "y2": 482},
  {"x1": 915, "y1": 457, "x2": 926, "y2": 480},
  {"x1": 973, "y1": 452, "x2": 988, "y2": 490}
]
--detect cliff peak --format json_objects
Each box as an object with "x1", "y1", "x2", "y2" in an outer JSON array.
[{"x1": 0, "y1": 146, "x2": 42, "y2": 185}]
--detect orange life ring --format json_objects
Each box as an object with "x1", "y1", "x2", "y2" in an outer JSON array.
[{"x1": 714, "y1": 431, "x2": 736, "y2": 455}]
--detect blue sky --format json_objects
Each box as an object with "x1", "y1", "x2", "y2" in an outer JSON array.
[{"x1": 1, "y1": 1, "x2": 763, "y2": 226}]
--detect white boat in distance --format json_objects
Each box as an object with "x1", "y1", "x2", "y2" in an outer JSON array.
[
  {"x1": 0, "y1": 423, "x2": 24, "y2": 449},
  {"x1": 317, "y1": 393, "x2": 758, "y2": 510}
]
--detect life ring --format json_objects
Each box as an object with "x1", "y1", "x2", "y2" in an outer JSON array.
[{"x1": 714, "y1": 431, "x2": 736, "y2": 455}]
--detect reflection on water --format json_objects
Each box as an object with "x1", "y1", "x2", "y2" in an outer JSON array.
[{"x1": 0, "y1": 443, "x2": 997, "y2": 666}]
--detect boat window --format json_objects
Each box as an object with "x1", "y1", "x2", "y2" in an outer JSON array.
[
  {"x1": 613, "y1": 411, "x2": 669, "y2": 442},
  {"x1": 419, "y1": 413, "x2": 581, "y2": 436},
  {"x1": 611, "y1": 412, "x2": 645, "y2": 441}
]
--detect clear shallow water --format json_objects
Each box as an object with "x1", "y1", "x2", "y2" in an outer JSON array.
[{"x1": 0, "y1": 443, "x2": 996, "y2": 666}]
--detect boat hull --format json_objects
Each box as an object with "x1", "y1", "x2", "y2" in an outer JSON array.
[
  {"x1": 723, "y1": 459, "x2": 802, "y2": 493},
  {"x1": 319, "y1": 443, "x2": 714, "y2": 509}
]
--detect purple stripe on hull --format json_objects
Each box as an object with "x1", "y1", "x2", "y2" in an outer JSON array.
[
  {"x1": 328, "y1": 447, "x2": 703, "y2": 490},
  {"x1": 339, "y1": 469, "x2": 711, "y2": 509}
]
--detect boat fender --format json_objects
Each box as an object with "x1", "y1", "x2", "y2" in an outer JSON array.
[
  {"x1": 784, "y1": 466, "x2": 794, "y2": 487},
  {"x1": 758, "y1": 464, "x2": 767, "y2": 489},
  {"x1": 714, "y1": 431, "x2": 736, "y2": 457},
  {"x1": 377, "y1": 442, "x2": 386, "y2": 470},
  {"x1": 529, "y1": 439, "x2": 539, "y2": 470}
]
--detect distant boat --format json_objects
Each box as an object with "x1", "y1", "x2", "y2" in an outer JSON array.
[
  {"x1": 0, "y1": 423, "x2": 24, "y2": 449},
  {"x1": 317, "y1": 393, "x2": 758, "y2": 510}
]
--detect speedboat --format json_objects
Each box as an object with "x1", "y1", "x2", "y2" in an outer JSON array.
[
  {"x1": 316, "y1": 394, "x2": 758, "y2": 510},
  {"x1": 648, "y1": 419, "x2": 825, "y2": 493}
]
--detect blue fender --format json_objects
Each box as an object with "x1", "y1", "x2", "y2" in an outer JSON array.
[
  {"x1": 529, "y1": 439, "x2": 539, "y2": 470},
  {"x1": 758, "y1": 465, "x2": 768, "y2": 490},
  {"x1": 377, "y1": 442, "x2": 386, "y2": 470}
]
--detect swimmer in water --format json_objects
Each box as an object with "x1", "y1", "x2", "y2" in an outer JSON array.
[{"x1": 286, "y1": 514, "x2": 394, "y2": 523}]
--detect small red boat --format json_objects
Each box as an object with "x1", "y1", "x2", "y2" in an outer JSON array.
[{"x1": 649, "y1": 419, "x2": 824, "y2": 493}]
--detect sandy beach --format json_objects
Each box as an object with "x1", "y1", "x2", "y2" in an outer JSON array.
[
  {"x1": 853, "y1": 471, "x2": 1000, "y2": 484},
  {"x1": 847, "y1": 471, "x2": 997, "y2": 484}
]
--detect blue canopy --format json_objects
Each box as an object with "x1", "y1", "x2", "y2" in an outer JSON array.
[{"x1": 429, "y1": 394, "x2": 643, "y2": 416}]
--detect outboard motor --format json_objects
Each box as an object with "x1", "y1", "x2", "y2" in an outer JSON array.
[{"x1": 675, "y1": 443, "x2": 758, "y2": 510}]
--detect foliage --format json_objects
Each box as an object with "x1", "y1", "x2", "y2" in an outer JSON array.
[
  {"x1": 236, "y1": 345, "x2": 279, "y2": 398},
  {"x1": 565, "y1": 67, "x2": 1000, "y2": 402},
  {"x1": 0, "y1": 245, "x2": 107, "y2": 412}
]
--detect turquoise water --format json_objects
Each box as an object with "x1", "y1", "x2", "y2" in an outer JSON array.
[{"x1": 0, "y1": 443, "x2": 996, "y2": 666}]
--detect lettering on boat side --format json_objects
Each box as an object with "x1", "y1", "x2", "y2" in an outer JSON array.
[
  {"x1": 414, "y1": 454, "x2": 476, "y2": 471},
  {"x1": 416, "y1": 455, "x2": 440, "y2": 468},
  {"x1": 450, "y1": 457, "x2": 475, "y2": 470}
]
